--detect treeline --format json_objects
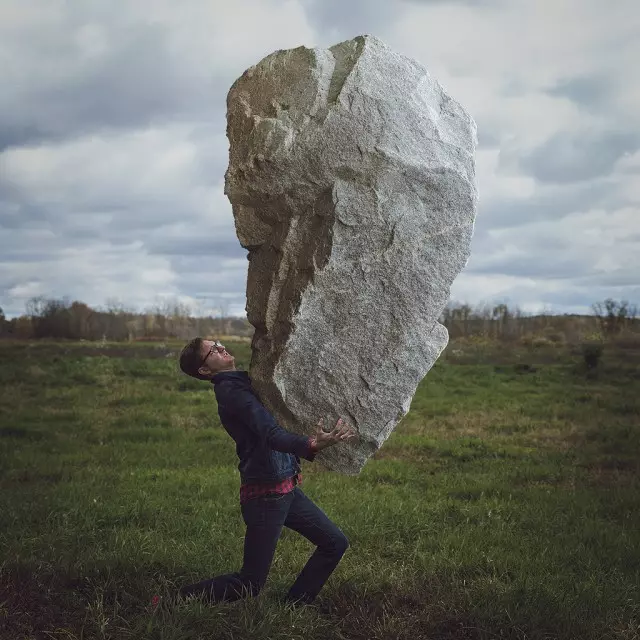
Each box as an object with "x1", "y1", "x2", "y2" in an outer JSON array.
[
  {"x1": 441, "y1": 299, "x2": 639, "y2": 343},
  {"x1": 0, "y1": 296, "x2": 637, "y2": 344},
  {"x1": 0, "y1": 297, "x2": 252, "y2": 341}
]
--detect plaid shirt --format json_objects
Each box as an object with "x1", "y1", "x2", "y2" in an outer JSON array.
[{"x1": 239, "y1": 437, "x2": 316, "y2": 504}]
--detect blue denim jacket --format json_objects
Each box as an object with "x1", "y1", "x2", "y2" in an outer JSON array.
[{"x1": 211, "y1": 370, "x2": 316, "y2": 484}]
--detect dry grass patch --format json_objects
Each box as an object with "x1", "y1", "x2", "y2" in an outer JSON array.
[
  {"x1": 27, "y1": 364, "x2": 47, "y2": 378},
  {"x1": 582, "y1": 463, "x2": 640, "y2": 488},
  {"x1": 377, "y1": 410, "x2": 586, "y2": 466},
  {"x1": 170, "y1": 414, "x2": 203, "y2": 432},
  {"x1": 401, "y1": 408, "x2": 541, "y2": 436},
  {"x1": 523, "y1": 419, "x2": 582, "y2": 452},
  {"x1": 372, "y1": 447, "x2": 433, "y2": 463},
  {"x1": 398, "y1": 410, "x2": 575, "y2": 446},
  {"x1": 397, "y1": 412, "x2": 497, "y2": 438}
]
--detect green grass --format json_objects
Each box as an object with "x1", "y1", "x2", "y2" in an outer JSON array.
[{"x1": 1, "y1": 339, "x2": 639, "y2": 640}]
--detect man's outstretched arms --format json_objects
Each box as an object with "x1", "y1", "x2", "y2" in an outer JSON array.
[{"x1": 230, "y1": 386, "x2": 319, "y2": 460}]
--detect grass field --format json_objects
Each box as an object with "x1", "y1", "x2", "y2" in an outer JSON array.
[{"x1": 1, "y1": 339, "x2": 639, "y2": 640}]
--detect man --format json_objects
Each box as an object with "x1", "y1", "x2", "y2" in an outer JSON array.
[{"x1": 176, "y1": 337, "x2": 358, "y2": 607}]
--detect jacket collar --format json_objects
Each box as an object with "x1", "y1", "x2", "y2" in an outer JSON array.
[{"x1": 210, "y1": 370, "x2": 250, "y2": 385}]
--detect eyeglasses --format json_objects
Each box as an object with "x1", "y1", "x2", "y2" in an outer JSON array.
[{"x1": 200, "y1": 340, "x2": 223, "y2": 369}]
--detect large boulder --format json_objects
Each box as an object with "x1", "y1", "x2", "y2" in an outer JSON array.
[{"x1": 224, "y1": 35, "x2": 477, "y2": 474}]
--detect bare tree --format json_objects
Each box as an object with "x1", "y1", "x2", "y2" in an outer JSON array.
[
  {"x1": 593, "y1": 298, "x2": 636, "y2": 336},
  {"x1": 492, "y1": 303, "x2": 509, "y2": 340},
  {"x1": 68, "y1": 301, "x2": 93, "y2": 339},
  {"x1": 25, "y1": 296, "x2": 47, "y2": 319},
  {"x1": 215, "y1": 299, "x2": 232, "y2": 336}
]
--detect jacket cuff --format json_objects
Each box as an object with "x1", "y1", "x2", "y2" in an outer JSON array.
[{"x1": 303, "y1": 436, "x2": 318, "y2": 461}]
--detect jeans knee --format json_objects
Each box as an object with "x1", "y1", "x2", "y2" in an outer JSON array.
[{"x1": 332, "y1": 534, "x2": 349, "y2": 556}]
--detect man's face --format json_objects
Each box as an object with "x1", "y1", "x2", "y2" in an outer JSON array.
[{"x1": 198, "y1": 340, "x2": 235, "y2": 376}]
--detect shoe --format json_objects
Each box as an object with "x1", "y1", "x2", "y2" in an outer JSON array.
[{"x1": 150, "y1": 595, "x2": 162, "y2": 611}]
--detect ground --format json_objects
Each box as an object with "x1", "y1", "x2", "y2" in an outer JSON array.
[{"x1": 1, "y1": 338, "x2": 638, "y2": 640}]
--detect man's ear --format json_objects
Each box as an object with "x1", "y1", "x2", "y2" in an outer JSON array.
[{"x1": 198, "y1": 365, "x2": 210, "y2": 377}]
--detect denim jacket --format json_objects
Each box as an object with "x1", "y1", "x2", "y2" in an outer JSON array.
[{"x1": 211, "y1": 370, "x2": 316, "y2": 484}]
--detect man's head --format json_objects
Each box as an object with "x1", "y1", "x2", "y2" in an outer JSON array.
[{"x1": 179, "y1": 337, "x2": 236, "y2": 380}]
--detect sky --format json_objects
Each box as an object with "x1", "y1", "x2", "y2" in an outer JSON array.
[{"x1": 1, "y1": 0, "x2": 639, "y2": 319}]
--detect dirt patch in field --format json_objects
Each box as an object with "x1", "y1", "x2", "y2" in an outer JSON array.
[{"x1": 582, "y1": 462, "x2": 640, "y2": 487}]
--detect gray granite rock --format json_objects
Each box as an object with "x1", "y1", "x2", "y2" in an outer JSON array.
[{"x1": 225, "y1": 35, "x2": 478, "y2": 474}]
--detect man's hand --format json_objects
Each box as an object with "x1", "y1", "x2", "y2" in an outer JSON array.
[{"x1": 311, "y1": 417, "x2": 358, "y2": 452}]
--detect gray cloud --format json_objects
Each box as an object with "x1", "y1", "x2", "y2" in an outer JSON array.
[
  {"x1": 477, "y1": 179, "x2": 621, "y2": 229},
  {"x1": 300, "y1": 0, "x2": 500, "y2": 46},
  {"x1": 542, "y1": 285, "x2": 640, "y2": 309},
  {"x1": 476, "y1": 127, "x2": 501, "y2": 148},
  {"x1": 517, "y1": 130, "x2": 640, "y2": 184},
  {"x1": 469, "y1": 253, "x2": 595, "y2": 281},
  {"x1": 401, "y1": 0, "x2": 499, "y2": 5},
  {"x1": 146, "y1": 237, "x2": 245, "y2": 259},
  {"x1": 0, "y1": 18, "x2": 230, "y2": 152},
  {"x1": 0, "y1": 126, "x2": 54, "y2": 153},
  {"x1": 174, "y1": 258, "x2": 247, "y2": 292},
  {"x1": 546, "y1": 74, "x2": 612, "y2": 111},
  {"x1": 299, "y1": 0, "x2": 399, "y2": 37},
  {"x1": 578, "y1": 271, "x2": 640, "y2": 288},
  {"x1": 172, "y1": 254, "x2": 249, "y2": 314}
]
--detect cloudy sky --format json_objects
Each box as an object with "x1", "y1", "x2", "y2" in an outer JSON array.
[{"x1": 1, "y1": 0, "x2": 638, "y2": 319}]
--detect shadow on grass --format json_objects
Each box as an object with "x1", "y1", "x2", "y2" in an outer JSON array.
[
  {"x1": 1, "y1": 560, "x2": 608, "y2": 640},
  {"x1": 320, "y1": 577, "x2": 606, "y2": 640}
]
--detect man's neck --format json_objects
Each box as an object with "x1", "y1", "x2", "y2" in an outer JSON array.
[{"x1": 211, "y1": 366, "x2": 236, "y2": 377}]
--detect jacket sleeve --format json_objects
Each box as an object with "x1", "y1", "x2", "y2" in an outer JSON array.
[{"x1": 230, "y1": 386, "x2": 317, "y2": 461}]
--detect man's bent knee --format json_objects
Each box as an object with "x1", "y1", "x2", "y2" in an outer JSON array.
[{"x1": 331, "y1": 534, "x2": 349, "y2": 556}]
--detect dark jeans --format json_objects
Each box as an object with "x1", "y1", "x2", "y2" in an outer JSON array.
[{"x1": 178, "y1": 486, "x2": 349, "y2": 605}]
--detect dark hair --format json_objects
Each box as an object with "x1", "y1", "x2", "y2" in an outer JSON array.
[{"x1": 179, "y1": 337, "x2": 211, "y2": 381}]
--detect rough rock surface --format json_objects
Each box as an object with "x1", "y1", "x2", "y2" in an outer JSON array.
[{"x1": 224, "y1": 35, "x2": 478, "y2": 475}]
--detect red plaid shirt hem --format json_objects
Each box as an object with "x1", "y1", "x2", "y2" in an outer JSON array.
[
  {"x1": 239, "y1": 437, "x2": 317, "y2": 504},
  {"x1": 240, "y1": 472, "x2": 303, "y2": 504}
]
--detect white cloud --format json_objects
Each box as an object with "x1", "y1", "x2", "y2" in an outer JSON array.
[
  {"x1": 455, "y1": 205, "x2": 640, "y2": 313},
  {"x1": 2, "y1": 241, "x2": 180, "y2": 312},
  {"x1": 2, "y1": 125, "x2": 201, "y2": 205},
  {"x1": 389, "y1": 0, "x2": 639, "y2": 148},
  {"x1": 7, "y1": 280, "x2": 46, "y2": 299},
  {"x1": 475, "y1": 148, "x2": 536, "y2": 204}
]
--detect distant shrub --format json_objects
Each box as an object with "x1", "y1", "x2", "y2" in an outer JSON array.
[
  {"x1": 527, "y1": 335, "x2": 554, "y2": 348},
  {"x1": 519, "y1": 333, "x2": 534, "y2": 347},
  {"x1": 466, "y1": 334, "x2": 494, "y2": 348},
  {"x1": 521, "y1": 330, "x2": 567, "y2": 349},
  {"x1": 582, "y1": 338, "x2": 604, "y2": 369},
  {"x1": 611, "y1": 330, "x2": 640, "y2": 350},
  {"x1": 542, "y1": 328, "x2": 566, "y2": 344}
]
